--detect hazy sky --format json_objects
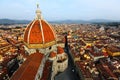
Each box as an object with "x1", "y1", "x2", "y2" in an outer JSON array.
[{"x1": 0, "y1": 0, "x2": 120, "y2": 21}]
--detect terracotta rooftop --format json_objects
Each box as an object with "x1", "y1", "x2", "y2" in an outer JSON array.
[
  {"x1": 96, "y1": 64, "x2": 117, "y2": 79},
  {"x1": 102, "y1": 52, "x2": 108, "y2": 57},
  {"x1": 57, "y1": 46, "x2": 64, "y2": 54},
  {"x1": 107, "y1": 45, "x2": 120, "y2": 53},
  {"x1": 10, "y1": 52, "x2": 44, "y2": 80},
  {"x1": 75, "y1": 61, "x2": 92, "y2": 78},
  {"x1": 86, "y1": 45, "x2": 91, "y2": 49},
  {"x1": 49, "y1": 51, "x2": 56, "y2": 58},
  {"x1": 40, "y1": 60, "x2": 52, "y2": 80},
  {"x1": 100, "y1": 58, "x2": 120, "y2": 78},
  {"x1": 0, "y1": 68, "x2": 7, "y2": 80}
]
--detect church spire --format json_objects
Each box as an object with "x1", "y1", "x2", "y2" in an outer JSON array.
[{"x1": 36, "y1": 4, "x2": 42, "y2": 19}]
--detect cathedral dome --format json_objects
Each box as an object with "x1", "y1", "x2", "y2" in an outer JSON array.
[{"x1": 24, "y1": 5, "x2": 56, "y2": 48}]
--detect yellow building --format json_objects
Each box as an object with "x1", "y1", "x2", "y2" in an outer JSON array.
[{"x1": 106, "y1": 46, "x2": 120, "y2": 57}]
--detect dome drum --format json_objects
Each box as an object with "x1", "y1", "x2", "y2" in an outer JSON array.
[{"x1": 24, "y1": 40, "x2": 56, "y2": 49}]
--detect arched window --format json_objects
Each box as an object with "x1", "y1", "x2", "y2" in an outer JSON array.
[{"x1": 49, "y1": 46, "x2": 52, "y2": 50}]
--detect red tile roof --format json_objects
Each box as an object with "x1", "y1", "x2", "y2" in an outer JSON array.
[
  {"x1": 107, "y1": 45, "x2": 120, "y2": 53},
  {"x1": 49, "y1": 52, "x2": 56, "y2": 58},
  {"x1": 57, "y1": 46, "x2": 64, "y2": 54},
  {"x1": 76, "y1": 61, "x2": 92, "y2": 78},
  {"x1": 11, "y1": 52, "x2": 44, "y2": 80},
  {"x1": 102, "y1": 52, "x2": 108, "y2": 57},
  {"x1": 40, "y1": 60, "x2": 52, "y2": 80},
  {"x1": 96, "y1": 64, "x2": 117, "y2": 79}
]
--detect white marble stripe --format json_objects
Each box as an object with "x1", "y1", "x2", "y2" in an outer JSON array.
[
  {"x1": 39, "y1": 19, "x2": 45, "y2": 44},
  {"x1": 28, "y1": 20, "x2": 36, "y2": 44}
]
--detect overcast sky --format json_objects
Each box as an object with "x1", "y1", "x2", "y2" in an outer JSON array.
[{"x1": 0, "y1": 0, "x2": 120, "y2": 21}]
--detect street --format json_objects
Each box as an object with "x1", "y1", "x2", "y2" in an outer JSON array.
[{"x1": 55, "y1": 47, "x2": 80, "y2": 80}]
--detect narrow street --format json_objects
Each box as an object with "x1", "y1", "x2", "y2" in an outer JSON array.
[
  {"x1": 55, "y1": 60, "x2": 77, "y2": 80},
  {"x1": 55, "y1": 46, "x2": 80, "y2": 80}
]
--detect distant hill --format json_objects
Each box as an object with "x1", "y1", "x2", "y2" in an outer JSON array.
[
  {"x1": 0, "y1": 19, "x2": 30, "y2": 24},
  {"x1": 49, "y1": 19, "x2": 120, "y2": 24},
  {"x1": 0, "y1": 18, "x2": 120, "y2": 24},
  {"x1": 49, "y1": 20, "x2": 87, "y2": 24}
]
